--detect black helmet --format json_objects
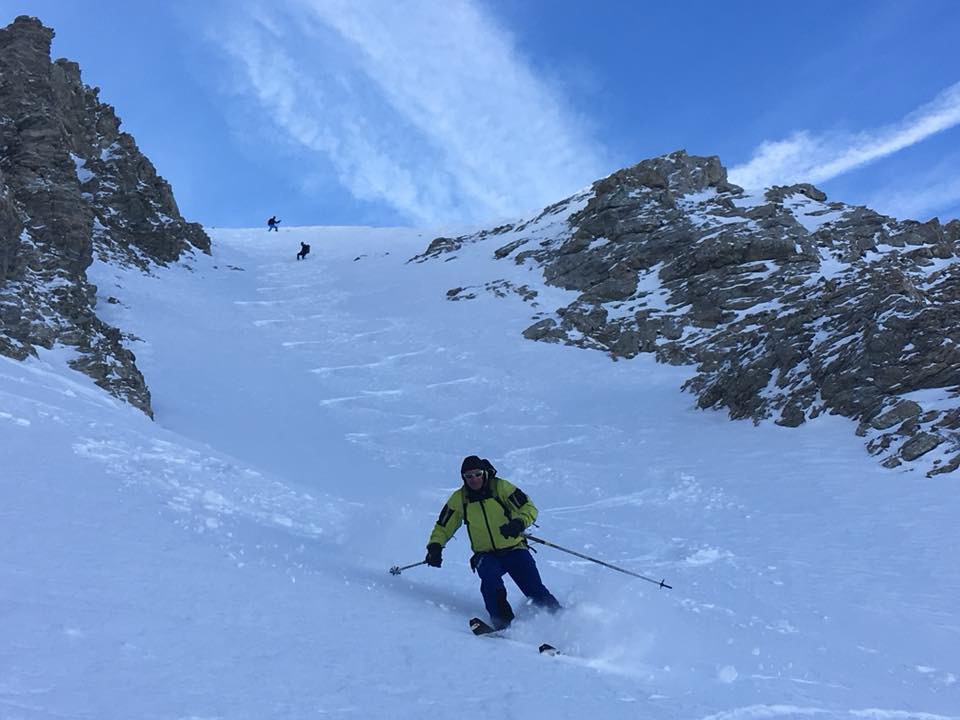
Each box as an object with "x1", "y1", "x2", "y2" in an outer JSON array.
[
  {"x1": 461, "y1": 455, "x2": 484, "y2": 474},
  {"x1": 461, "y1": 455, "x2": 498, "y2": 480}
]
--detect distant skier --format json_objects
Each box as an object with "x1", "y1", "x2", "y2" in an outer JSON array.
[
  {"x1": 296, "y1": 242, "x2": 311, "y2": 260},
  {"x1": 425, "y1": 455, "x2": 560, "y2": 629},
  {"x1": 267, "y1": 216, "x2": 280, "y2": 232}
]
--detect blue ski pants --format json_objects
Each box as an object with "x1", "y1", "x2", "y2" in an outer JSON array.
[{"x1": 475, "y1": 548, "x2": 560, "y2": 627}]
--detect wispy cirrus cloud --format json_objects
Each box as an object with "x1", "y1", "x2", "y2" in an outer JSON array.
[
  {"x1": 729, "y1": 81, "x2": 960, "y2": 190},
  {"x1": 867, "y1": 168, "x2": 960, "y2": 222},
  {"x1": 209, "y1": 0, "x2": 605, "y2": 225}
]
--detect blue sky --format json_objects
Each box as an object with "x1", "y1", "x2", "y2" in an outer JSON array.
[{"x1": 4, "y1": 0, "x2": 960, "y2": 228}]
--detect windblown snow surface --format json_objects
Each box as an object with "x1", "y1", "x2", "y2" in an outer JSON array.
[{"x1": 1, "y1": 225, "x2": 957, "y2": 719}]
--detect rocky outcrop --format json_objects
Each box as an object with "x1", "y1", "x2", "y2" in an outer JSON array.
[
  {"x1": 0, "y1": 16, "x2": 210, "y2": 416},
  {"x1": 415, "y1": 150, "x2": 960, "y2": 476}
]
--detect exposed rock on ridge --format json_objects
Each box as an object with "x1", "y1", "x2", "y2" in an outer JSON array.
[
  {"x1": 0, "y1": 16, "x2": 210, "y2": 416},
  {"x1": 413, "y1": 150, "x2": 960, "y2": 475}
]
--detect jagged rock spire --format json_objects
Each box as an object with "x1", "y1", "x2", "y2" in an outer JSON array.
[{"x1": 0, "y1": 16, "x2": 211, "y2": 417}]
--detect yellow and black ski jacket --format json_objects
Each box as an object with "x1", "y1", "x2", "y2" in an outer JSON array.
[{"x1": 428, "y1": 476, "x2": 537, "y2": 553}]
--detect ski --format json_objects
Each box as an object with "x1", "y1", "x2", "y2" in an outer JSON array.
[
  {"x1": 469, "y1": 617, "x2": 501, "y2": 636},
  {"x1": 468, "y1": 618, "x2": 559, "y2": 655}
]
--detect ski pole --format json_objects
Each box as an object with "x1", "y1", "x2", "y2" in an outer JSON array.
[
  {"x1": 389, "y1": 561, "x2": 427, "y2": 576},
  {"x1": 524, "y1": 534, "x2": 672, "y2": 589}
]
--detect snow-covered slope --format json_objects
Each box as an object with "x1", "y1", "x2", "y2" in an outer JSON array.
[{"x1": 2, "y1": 225, "x2": 957, "y2": 719}]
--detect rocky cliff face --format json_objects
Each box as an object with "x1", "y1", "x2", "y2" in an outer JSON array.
[
  {"x1": 413, "y1": 151, "x2": 960, "y2": 476},
  {"x1": 0, "y1": 16, "x2": 210, "y2": 416}
]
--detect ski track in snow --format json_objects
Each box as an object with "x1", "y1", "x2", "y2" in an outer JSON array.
[{"x1": 1, "y1": 225, "x2": 958, "y2": 719}]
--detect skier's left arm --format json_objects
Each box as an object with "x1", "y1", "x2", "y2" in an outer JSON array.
[{"x1": 496, "y1": 478, "x2": 537, "y2": 531}]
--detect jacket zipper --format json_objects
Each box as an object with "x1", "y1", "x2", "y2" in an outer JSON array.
[{"x1": 478, "y1": 501, "x2": 499, "y2": 550}]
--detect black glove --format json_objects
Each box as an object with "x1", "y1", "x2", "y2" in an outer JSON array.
[
  {"x1": 425, "y1": 543, "x2": 443, "y2": 568},
  {"x1": 499, "y1": 518, "x2": 525, "y2": 538}
]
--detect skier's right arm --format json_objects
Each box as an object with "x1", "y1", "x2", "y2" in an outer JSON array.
[{"x1": 427, "y1": 493, "x2": 463, "y2": 547}]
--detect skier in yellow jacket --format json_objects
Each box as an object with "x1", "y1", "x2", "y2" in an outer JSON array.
[{"x1": 426, "y1": 455, "x2": 560, "y2": 629}]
